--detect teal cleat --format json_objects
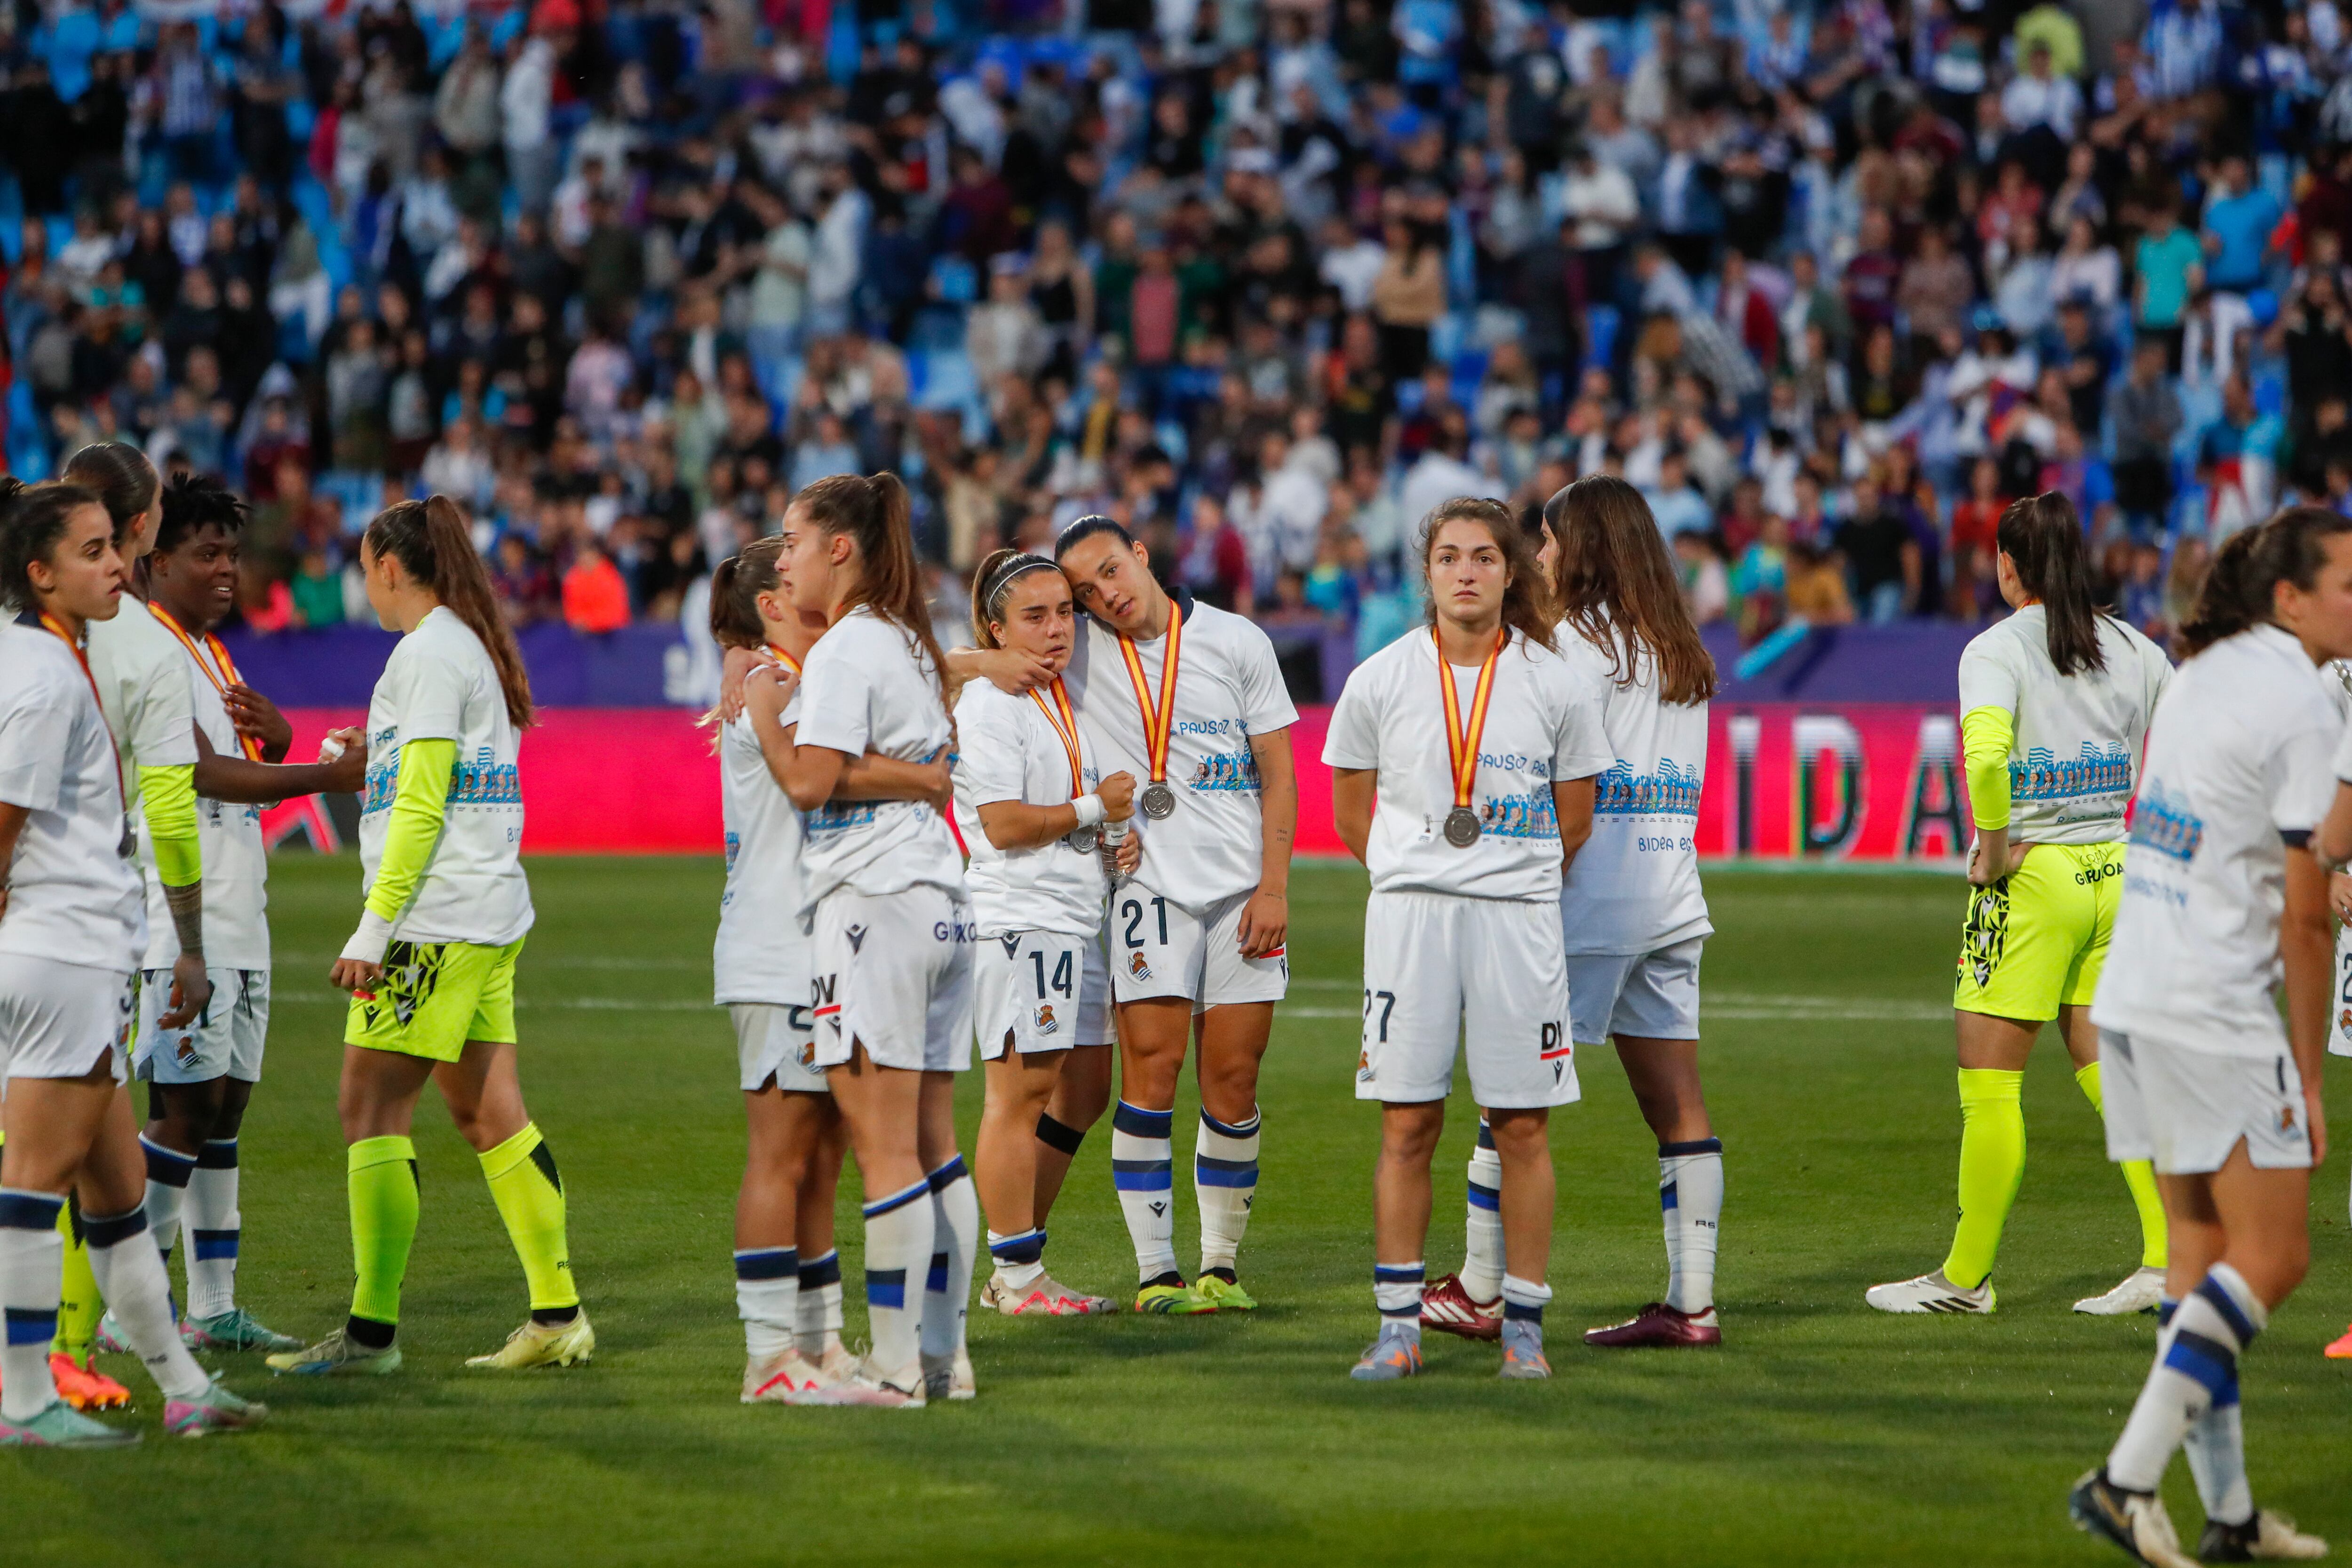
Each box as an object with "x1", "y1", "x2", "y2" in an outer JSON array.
[
  {"x1": 267, "y1": 1328, "x2": 402, "y2": 1377},
  {"x1": 183, "y1": 1307, "x2": 302, "y2": 1353},
  {"x1": 164, "y1": 1378, "x2": 268, "y2": 1437},
  {"x1": 0, "y1": 1398, "x2": 141, "y2": 1449}
]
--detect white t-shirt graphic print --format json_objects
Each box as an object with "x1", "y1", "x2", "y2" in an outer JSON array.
[{"x1": 953, "y1": 677, "x2": 1109, "y2": 939}]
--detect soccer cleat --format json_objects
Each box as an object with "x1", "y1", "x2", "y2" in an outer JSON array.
[
  {"x1": 183, "y1": 1307, "x2": 303, "y2": 1353},
  {"x1": 1585, "y1": 1302, "x2": 1723, "y2": 1348},
  {"x1": 2075, "y1": 1266, "x2": 2168, "y2": 1317},
  {"x1": 1193, "y1": 1274, "x2": 1257, "y2": 1312},
  {"x1": 1498, "y1": 1319, "x2": 1550, "y2": 1379},
  {"x1": 466, "y1": 1312, "x2": 596, "y2": 1370},
  {"x1": 266, "y1": 1328, "x2": 404, "y2": 1377},
  {"x1": 163, "y1": 1378, "x2": 267, "y2": 1438},
  {"x1": 1349, "y1": 1325, "x2": 1424, "y2": 1381},
  {"x1": 1420, "y1": 1272, "x2": 1503, "y2": 1341},
  {"x1": 0, "y1": 1398, "x2": 141, "y2": 1449},
  {"x1": 981, "y1": 1271, "x2": 1115, "y2": 1316},
  {"x1": 813, "y1": 1340, "x2": 860, "y2": 1382},
  {"x1": 2198, "y1": 1509, "x2": 2329, "y2": 1561},
  {"x1": 47, "y1": 1351, "x2": 131, "y2": 1411},
  {"x1": 806, "y1": 1356, "x2": 926, "y2": 1408},
  {"x1": 2323, "y1": 1325, "x2": 2352, "y2": 1360},
  {"x1": 1865, "y1": 1269, "x2": 1996, "y2": 1314},
  {"x1": 2069, "y1": 1468, "x2": 2199, "y2": 1568},
  {"x1": 92, "y1": 1313, "x2": 131, "y2": 1355},
  {"x1": 921, "y1": 1348, "x2": 976, "y2": 1401},
  {"x1": 741, "y1": 1348, "x2": 825, "y2": 1404},
  {"x1": 1134, "y1": 1281, "x2": 1216, "y2": 1315}
]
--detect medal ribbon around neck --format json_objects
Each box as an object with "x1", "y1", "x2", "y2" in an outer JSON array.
[
  {"x1": 1434, "y1": 625, "x2": 1506, "y2": 822},
  {"x1": 38, "y1": 611, "x2": 131, "y2": 833},
  {"x1": 763, "y1": 642, "x2": 804, "y2": 677},
  {"x1": 1029, "y1": 676, "x2": 1085, "y2": 799},
  {"x1": 148, "y1": 602, "x2": 265, "y2": 760},
  {"x1": 1116, "y1": 600, "x2": 1184, "y2": 793}
]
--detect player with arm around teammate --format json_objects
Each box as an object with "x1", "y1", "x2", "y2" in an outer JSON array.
[
  {"x1": 1327, "y1": 496, "x2": 1612, "y2": 1381},
  {"x1": 2068, "y1": 509, "x2": 2352, "y2": 1567}
]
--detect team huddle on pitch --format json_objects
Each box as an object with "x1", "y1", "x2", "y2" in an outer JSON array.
[{"x1": 2, "y1": 450, "x2": 2351, "y2": 1567}]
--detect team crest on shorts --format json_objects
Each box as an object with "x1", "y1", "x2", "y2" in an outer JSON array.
[
  {"x1": 1128, "y1": 951, "x2": 1153, "y2": 981},
  {"x1": 2340, "y1": 1007, "x2": 2350, "y2": 1033},
  {"x1": 800, "y1": 1042, "x2": 818, "y2": 1068},
  {"x1": 1356, "y1": 1049, "x2": 1374, "y2": 1083},
  {"x1": 1034, "y1": 1003, "x2": 1058, "y2": 1035},
  {"x1": 175, "y1": 1035, "x2": 200, "y2": 1068},
  {"x1": 2282, "y1": 1104, "x2": 2300, "y2": 1135}
]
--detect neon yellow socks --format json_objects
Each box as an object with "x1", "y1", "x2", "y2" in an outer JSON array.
[
  {"x1": 480, "y1": 1123, "x2": 577, "y2": 1314},
  {"x1": 349, "y1": 1135, "x2": 420, "y2": 1332},
  {"x1": 2075, "y1": 1060, "x2": 2168, "y2": 1269},
  {"x1": 1942, "y1": 1067, "x2": 2025, "y2": 1290},
  {"x1": 52, "y1": 1202, "x2": 101, "y2": 1359}
]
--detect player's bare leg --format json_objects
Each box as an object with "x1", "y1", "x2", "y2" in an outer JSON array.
[{"x1": 1589, "y1": 1039, "x2": 1725, "y2": 1348}]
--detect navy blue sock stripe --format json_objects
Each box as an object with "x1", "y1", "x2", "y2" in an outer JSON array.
[
  {"x1": 141, "y1": 1137, "x2": 198, "y2": 1186},
  {"x1": 2195, "y1": 1276, "x2": 2260, "y2": 1349},
  {"x1": 1112, "y1": 1159, "x2": 1175, "y2": 1190},
  {"x1": 191, "y1": 1228, "x2": 239, "y2": 1261},
  {"x1": 1373, "y1": 1264, "x2": 1426, "y2": 1282},
  {"x1": 1502, "y1": 1301, "x2": 1545, "y2": 1322},
  {"x1": 1659, "y1": 1137, "x2": 1724, "y2": 1157},
  {"x1": 0, "y1": 1191, "x2": 64, "y2": 1230},
  {"x1": 2165, "y1": 1329, "x2": 2240, "y2": 1400},
  {"x1": 926, "y1": 1251, "x2": 950, "y2": 1292},
  {"x1": 798, "y1": 1250, "x2": 842, "y2": 1288},
  {"x1": 926, "y1": 1154, "x2": 969, "y2": 1192},
  {"x1": 81, "y1": 1206, "x2": 149, "y2": 1249},
  {"x1": 863, "y1": 1178, "x2": 931, "y2": 1219},
  {"x1": 1660, "y1": 1179, "x2": 1680, "y2": 1212},
  {"x1": 2157, "y1": 1298, "x2": 2179, "y2": 1328},
  {"x1": 1467, "y1": 1181, "x2": 1501, "y2": 1211},
  {"x1": 4, "y1": 1306, "x2": 58, "y2": 1346},
  {"x1": 1199, "y1": 1107, "x2": 1260, "y2": 1138},
  {"x1": 734, "y1": 1248, "x2": 800, "y2": 1281},
  {"x1": 196, "y1": 1139, "x2": 239, "y2": 1170},
  {"x1": 1380, "y1": 1305, "x2": 1423, "y2": 1319},
  {"x1": 989, "y1": 1228, "x2": 1047, "y2": 1265},
  {"x1": 1112, "y1": 1101, "x2": 1174, "y2": 1138},
  {"x1": 865, "y1": 1268, "x2": 908, "y2": 1310},
  {"x1": 1194, "y1": 1155, "x2": 1258, "y2": 1186},
  {"x1": 1476, "y1": 1121, "x2": 1496, "y2": 1150}
]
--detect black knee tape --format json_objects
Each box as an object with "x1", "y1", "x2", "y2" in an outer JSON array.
[{"x1": 1035, "y1": 1113, "x2": 1087, "y2": 1156}]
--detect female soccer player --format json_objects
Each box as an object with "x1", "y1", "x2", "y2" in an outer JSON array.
[
  {"x1": 1868, "y1": 493, "x2": 2175, "y2": 1317},
  {"x1": 713, "y1": 534, "x2": 954, "y2": 1401},
  {"x1": 955, "y1": 548, "x2": 1141, "y2": 1318},
  {"x1": 271, "y1": 496, "x2": 590, "y2": 1377},
  {"x1": 2069, "y1": 509, "x2": 2349, "y2": 1565},
  {"x1": 0, "y1": 478, "x2": 262, "y2": 1444},
  {"x1": 1326, "y1": 497, "x2": 1611, "y2": 1381},
  {"x1": 769, "y1": 473, "x2": 977, "y2": 1407},
  {"x1": 1052, "y1": 517, "x2": 1298, "y2": 1314}
]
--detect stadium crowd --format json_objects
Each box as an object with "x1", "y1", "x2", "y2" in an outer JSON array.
[{"x1": 0, "y1": 0, "x2": 2344, "y2": 696}]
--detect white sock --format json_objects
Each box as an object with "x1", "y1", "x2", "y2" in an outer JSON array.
[
  {"x1": 1195, "y1": 1106, "x2": 1260, "y2": 1276},
  {"x1": 2160, "y1": 1296, "x2": 2257, "y2": 1527},
  {"x1": 1502, "y1": 1273, "x2": 1552, "y2": 1328},
  {"x1": 0, "y1": 1189, "x2": 66, "y2": 1422},
  {"x1": 140, "y1": 1135, "x2": 195, "y2": 1273},
  {"x1": 82, "y1": 1206, "x2": 211, "y2": 1401},
  {"x1": 2108, "y1": 1265, "x2": 2266, "y2": 1492},
  {"x1": 861, "y1": 1178, "x2": 934, "y2": 1375},
  {"x1": 1660, "y1": 1137, "x2": 1723, "y2": 1315},
  {"x1": 1111, "y1": 1101, "x2": 1178, "y2": 1283},
  {"x1": 1462, "y1": 1122, "x2": 1504, "y2": 1302},
  {"x1": 734, "y1": 1247, "x2": 799, "y2": 1362},
  {"x1": 186, "y1": 1139, "x2": 241, "y2": 1321},
  {"x1": 796, "y1": 1249, "x2": 844, "y2": 1357},
  {"x1": 922, "y1": 1157, "x2": 977, "y2": 1361},
  {"x1": 988, "y1": 1227, "x2": 1047, "y2": 1292},
  {"x1": 1375, "y1": 1260, "x2": 1424, "y2": 1340}
]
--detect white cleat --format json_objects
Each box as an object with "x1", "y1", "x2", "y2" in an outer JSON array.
[
  {"x1": 741, "y1": 1348, "x2": 825, "y2": 1404},
  {"x1": 2075, "y1": 1266, "x2": 2167, "y2": 1316},
  {"x1": 807, "y1": 1355, "x2": 927, "y2": 1408},
  {"x1": 979, "y1": 1271, "x2": 1116, "y2": 1316},
  {"x1": 2199, "y1": 1509, "x2": 2330, "y2": 1561},
  {"x1": 922, "y1": 1347, "x2": 976, "y2": 1401},
  {"x1": 1865, "y1": 1269, "x2": 1996, "y2": 1314}
]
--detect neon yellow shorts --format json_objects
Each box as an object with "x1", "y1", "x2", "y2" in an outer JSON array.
[
  {"x1": 346, "y1": 938, "x2": 524, "y2": 1062},
  {"x1": 1954, "y1": 842, "x2": 2123, "y2": 1022}
]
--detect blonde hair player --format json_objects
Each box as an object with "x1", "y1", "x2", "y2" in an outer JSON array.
[
  {"x1": 271, "y1": 496, "x2": 591, "y2": 1377},
  {"x1": 1325, "y1": 497, "x2": 1610, "y2": 1381}
]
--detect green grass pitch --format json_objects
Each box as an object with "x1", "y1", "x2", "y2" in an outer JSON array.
[{"x1": 5, "y1": 857, "x2": 2348, "y2": 1567}]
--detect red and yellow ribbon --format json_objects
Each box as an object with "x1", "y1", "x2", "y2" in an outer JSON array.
[
  {"x1": 1029, "y1": 676, "x2": 1085, "y2": 798},
  {"x1": 1116, "y1": 602, "x2": 1183, "y2": 791},
  {"x1": 39, "y1": 611, "x2": 127, "y2": 805},
  {"x1": 149, "y1": 602, "x2": 264, "y2": 760},
  {"x1": 1433, "y1": 626, "x2": 1505, "y2": 815}
]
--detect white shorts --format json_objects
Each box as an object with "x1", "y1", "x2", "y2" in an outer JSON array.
[
  {"x1": 809, "y1": 885, "x2": 976, "y2": 1074},
  {"x1": 1109, "y1": 886, "x2": 1288, "y2": 1012},
  {"x1": 2100, "y1": 1027, "x2": 2313, "y2": 1175},
  {"x1": 1355, "y1": 891, "x2": 1578, "y2": 1110},
  {"x1": 730, "y1": 1002, "x2": 828, "y2": 1094},
  {"x1": 2329, "y1": 925, "x2": 2352, "y2": 1059},
  {"x1": 135, "y1": 967, "x2": 270, "y2": 1085},
  {"x1": 973, "y1": 929, "x2": 1113, "y2": 1061},
  {"x1": 1564, "y1": 937, "x2": 1704, "y2": 1046},
  {"x1": 0, "y1": 955, "x2": 135, "y2": 1085}
]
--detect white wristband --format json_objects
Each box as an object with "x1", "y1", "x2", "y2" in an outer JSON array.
[
  {"x1": 1072, "y1": 793, "x2": 1107, "y2": 829},
  {"x1": 341, "y1": 908, "x2": 395, "y2": 967}
]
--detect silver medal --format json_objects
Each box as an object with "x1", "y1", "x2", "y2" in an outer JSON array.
[
  {"x1": 1069, "y1": 824, "x2": 1100, "y2": 853},
  {"x1": 1443, "y1": 806, "x2": 1482, "y2": 848},
  {"x1": 1141, "y1": 781, "x2": 1176, "y2": 819}
]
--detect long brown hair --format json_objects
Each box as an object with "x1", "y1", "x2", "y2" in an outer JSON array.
[
  {"x1": 794, "y1": 472, "x2": 947, "y2": 696},
  {"x1": 63, "y1": 442, "x2": 159, "y2": 546},
  {"x1": 1420, "y1": 496, "x2": 1557, "y2": 653},
  {"x1": 2177, "y1": 505, "x2": 2352, "y2": 659},
  {"x1": 709, "y1": 534, "x2": 788, "y2": 651},
  {"x1": 0, "y1": 478, "x2": 104, "y2": 613},
  {"x1": 363, "y1": 494, "x2": 534, "y2": 727},
  {"x1": 1996, "y1": 491, "x2": 2106, "y2": 677},
  {"x1": 1545, "y1": 475, "x2": 1717, "y2": 704},
  {"x1": 969, "y1": 548, "x2": 1060, "y2": 650}
]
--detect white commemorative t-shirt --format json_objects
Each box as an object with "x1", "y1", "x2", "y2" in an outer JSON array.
[
  {"x1": 953, "y1": 677, "x2": 1109, "y2": 939},
  {"x1": 0, "y1": 619, "x2": 144, "y2": 970},
  {"x1": 1555, "y1": 622, "x2": 1713, "y2": 954},
  {"x1": 792, "y1": 606, "x2": 965, "y2": 915},
  {"x1": 140, "y1": 630, "x2": 269, "y2": 971},
  {"x1": 715, "y1": 682, "x2": 810, "y2": 1007},
  {"x1": 2091, "y1": 625, "x2": 2339, "y2": 1056},
  {"x1": 2327, "y1": 661, "x2": 2352, "y2": 1059},
  {"x1": 1956, "y1": 608, "x2": 2172, "y2": 845},
  {"x1": 87, "y1": 598, "x2": 200, "y2": 779},
  {"x1": 1064, "y1": 598, "x2": 1297, "y2": 913},
  {"x1": 1322, "y1": 628, "x2": 1611, "y2": 902},
  {"x1": 358, "y1": 606, "x2": 532, "y2": 947}
]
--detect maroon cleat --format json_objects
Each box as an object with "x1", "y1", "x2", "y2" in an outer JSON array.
[
  {"x1": 1584, "y1": 1302, "x2": 1722, "y2": 1348},
  {"x1": 1420, "y1": 1272, "x2": 1503, "y2": 1341}
]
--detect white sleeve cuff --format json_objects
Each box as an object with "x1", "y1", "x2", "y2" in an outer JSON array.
[
  {"x1": 1072, "y1": 793, "x2": 1107, "y2": 828},
  {"x1": 341, "y1": 908, "x2": 395, "y2": 966}
]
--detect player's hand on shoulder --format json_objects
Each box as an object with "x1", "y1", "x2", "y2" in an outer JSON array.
[
  {"x1": 743, "y1": 658, "x2": 798, "y2": 723},
  {"x1": 982, "y1": 646, "x2": 1055, "y2": 695},
  {"x1": 719, "y1": 644, "x2": 770, "y2": 722},
  {"x1": 1099, "y1": 770, "x2": 1136, "y2": 821}
]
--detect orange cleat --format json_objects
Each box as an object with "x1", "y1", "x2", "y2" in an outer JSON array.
[
  {"x1": 2324, "y1": 1325, "x2": 2352, "y2": 1360},
  {"x1": 48, "y1": 1351, "x2": 131, "y2": 1412}
]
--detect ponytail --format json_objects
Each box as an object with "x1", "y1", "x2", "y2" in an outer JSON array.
[
  {"x1": 793, "y1": 472, "x2": 947, "y2": 696},
  {"x1": 363, "y1": 494, "x2": 535, "y2": 727},
  {"x1": 0, "y1": 478, "x2": 104, "y2": 613},
  {"x1": 969, "y1": 548, "x2": 1057, "y2": 649},
  {"x1": 61, "y1": 442, "x2": 160, "y2": 546},
  {"x1": 1994, "y1": 492, "x2": 2106, "y2": 677},
  {"x1": 709, "y1": 534, "x2": 787, "y2": 651},
  {"x1": 2177, "y1": 505, "x2": 2352, "y2": 659}
]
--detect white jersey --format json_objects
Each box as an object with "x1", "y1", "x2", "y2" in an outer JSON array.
[
  {"x1": 952, "y1": 676, "x2": 1108, "y2": 939},
  {"x1": 714, "y1": 686, "x2": 810, "y2": 1007},
  {"x1": 140, "y1": 625, "x2": 269, "y2": 970},
  {"x1": 1323, "y1": 627, "x2": 1612, "y2": 903},
  {"x1": 86, "y1": 598, "x2": 199, "y2": 780},
  {"x1": 0, "y1": 619, "x2": 144, "y2": 970},
  {"x1": 1555, "y1": 621, "x2": 1713, "y2": 954},
  {"x1": 358, "y1": 606, "x2": 533, "y2": 947},
  {"x1": 1956, "y1": 608, "x2": 2172, "y2": 845},
  {"x1": 2091, "y1": 625, "x2": 2339, "y2": 1056},
  {"x1": 1065, "y1": 598, "x2": 1297, "y2": 913},
  {"x1": 792, "y1": 606, "x2": 965, "y2": 916}
]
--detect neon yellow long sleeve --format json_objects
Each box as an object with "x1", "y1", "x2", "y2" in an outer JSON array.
[
  {"x1": 365, "y1": 738, "x2": 456, "y2": 923},
  {"x1": 1961, "y1": 705, "x2": 2015, "y2": 833},
  {"x1": 138, "y1": 763, "x2": 202, "y2": 887}
]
